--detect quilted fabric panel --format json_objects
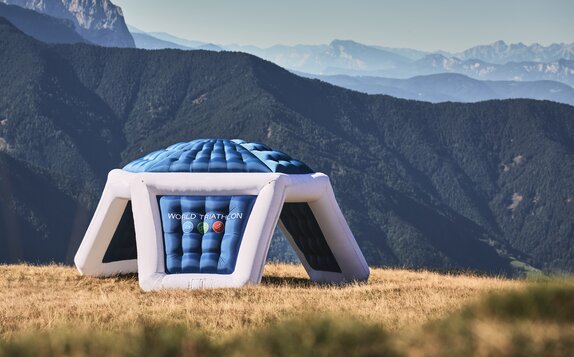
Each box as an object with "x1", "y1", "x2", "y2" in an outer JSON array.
[
  {"x1": 159, "y1": 195, "x2": 256, "y2": 274},
  {"x1": 280, "y1": 202, "x2": 341, "y2": 273}
]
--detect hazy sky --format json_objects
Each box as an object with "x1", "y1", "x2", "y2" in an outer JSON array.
[{"x1": 114, "y1": 0, "x2": 574, "y2": 52}]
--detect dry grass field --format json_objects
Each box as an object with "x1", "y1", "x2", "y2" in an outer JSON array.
[
  {"x1": 1, "y1": 263, "x2": 573, "y2": 356},
  {"x1": 0, "y1": 263, "x2": 519, "y2": 337}
]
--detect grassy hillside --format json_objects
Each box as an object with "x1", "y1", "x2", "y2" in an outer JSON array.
[{"x1": 1, "y1": 264, "x2": 573, "y2": 356}]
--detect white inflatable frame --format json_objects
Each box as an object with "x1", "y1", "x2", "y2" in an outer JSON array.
[{"x1": 75, "y1": 169, "x2": 369, "y2": 291}]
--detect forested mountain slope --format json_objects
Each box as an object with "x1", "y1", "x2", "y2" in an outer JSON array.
[{"x1": 1, "y1": 18, "x2": 573, "y2": 274}]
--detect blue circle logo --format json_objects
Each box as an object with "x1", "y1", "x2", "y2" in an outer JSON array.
[{"x1": 182, "y1": 221, "x2": 194, "y2": 233}]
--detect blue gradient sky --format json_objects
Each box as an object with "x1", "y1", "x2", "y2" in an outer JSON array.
[{"x1": 114, "y1": 0, "x2": 574, "y2": 52}]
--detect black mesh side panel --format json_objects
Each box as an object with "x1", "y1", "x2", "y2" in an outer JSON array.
[
  {"x1": 280, "y1": 203, "x2": 341, "y2": 273},
  {"x1": 102, "y1": 202, "x2": 137, "y2": 263}
]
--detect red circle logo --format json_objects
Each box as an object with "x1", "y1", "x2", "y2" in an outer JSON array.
[{"x1": 212, "y1": 221, "x2": 224, "y2": 233}]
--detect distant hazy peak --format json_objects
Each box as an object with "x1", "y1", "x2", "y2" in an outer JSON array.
[
  {"x1": 0, "y1": 0, "x2": 134, "y2": 47},
  {"x1": 329, "y1": 39, "x2": 401, "y2": 54},
  {"x1": 457, "y1": 40, "x2": 574, "y2": 63},
  {"x1": 127, "y1": 23, "x2": 144, "y2": 34},
  {"x1": 330, "y1": 39, "x2": 362, "y2": 47}
]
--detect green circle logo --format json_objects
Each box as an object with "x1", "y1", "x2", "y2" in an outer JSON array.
[{"x1": 197, "y1": 222, "x2": 209, "y2": 234}]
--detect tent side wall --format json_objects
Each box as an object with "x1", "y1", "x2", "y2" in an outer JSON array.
[
  {"x1": 74, "y1": 170, "x2": 137, "y2": 276},
  {"x1": 281, "y1": 174, "x2": 370, "y2": 282}
]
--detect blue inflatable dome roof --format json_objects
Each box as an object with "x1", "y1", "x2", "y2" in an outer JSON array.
[{"x1": 123, "y1": 139, "x2": 314, "y2": 174}]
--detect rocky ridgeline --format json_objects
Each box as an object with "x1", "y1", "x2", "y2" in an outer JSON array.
[{"x1": 0, "y1": 0, "x2": 134, "y2": 47}]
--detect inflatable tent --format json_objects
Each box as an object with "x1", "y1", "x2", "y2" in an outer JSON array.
[{"x1": 75, "y1": 139, "x2": 369, "y2": 291}]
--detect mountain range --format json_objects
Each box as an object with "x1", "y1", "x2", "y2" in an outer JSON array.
[
  {"x1": 1, "y1": 17, "x2": 574, "y2": 275},
  {"x1": 227, "y1": 40, "x2": 411, "y2": 75},
  {"x1": 2, "y1": 0, "x2": 571, "y2": 86},
  {"x1": 127, "y1": 30, "x2": 574, "y2": 88},
  {"x1": 455, "y1": 40, "x2": 574, "y2": 64},
  {"x1": 147, "y1": 31, "x2": 223, "y2": 51},
  {"x1": 126, "y1": 25, "x2": 224, "y2": 52},
  {"x1": 227, "y1": 40, "x2": 574, "y2": 86},
  {"x1": 2, "y1": 0, "x2": 573, "y2": 101},
  {"x1": 405, "y1": 54, "x2": 574, "y2": 87},
  {"x1": 302, "y1": 72, "x2": 574, "y2": 106},
  {"x1": 152, "y1": 32, "x2": 574, "y2": 66}
]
